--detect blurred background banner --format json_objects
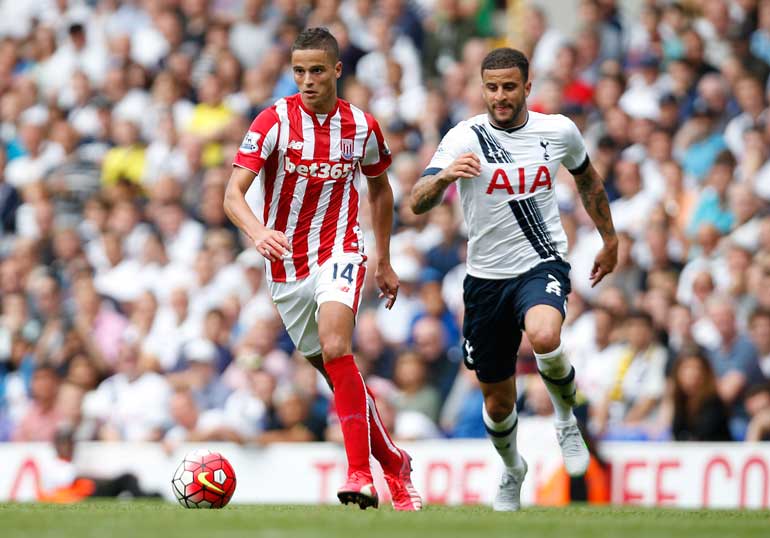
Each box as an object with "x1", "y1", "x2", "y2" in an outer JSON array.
[{"x1": 3, "y1": 419, "x2": 769, "y2": 509}]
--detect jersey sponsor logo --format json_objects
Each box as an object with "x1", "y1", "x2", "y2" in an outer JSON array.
[
  {"x1": 240, "y1": 131, "x2": 261, "y2": 153},
  {"x1": 545, "y1": 274, "x2": 561, "y2": 296},
  {"x1": 487, "y1": 166, "x2": 552, "y2": 195},
  {"x1": 288, "y1": 140, "x2": 304, "y2": 150},
  {"x1": 284, "y1": 156, "x2": 355, "y2": 180},
  {"x1": 540, "y1": 138, "x2": 550, "y2": 161},
  {"x1": 341, "y1": 138, "x2": 354, "y2": 159}
]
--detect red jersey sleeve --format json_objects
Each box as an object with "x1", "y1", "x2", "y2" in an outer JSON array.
[
  {"x1": 359, "y1": 116, "x2": 392, "y2": 178},
  {"x1": 233, "y1": 106, "x2": 280, "y2": 174}
]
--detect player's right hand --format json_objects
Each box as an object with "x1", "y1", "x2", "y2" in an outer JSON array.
[
  {"x1": 254, "y1": 229, "x2": 291, "y2": 262},
  {"x1": 443, "y1": 153, "x2": 482, "y2": 182}
]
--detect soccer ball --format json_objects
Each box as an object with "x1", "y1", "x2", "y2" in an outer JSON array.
[{"x1": 171, "y1": 449, "x2": 237, "y2": 508}]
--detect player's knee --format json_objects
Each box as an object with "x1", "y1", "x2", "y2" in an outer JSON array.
[
  {"x1": 320, "y1": 335, "x2": 351, "y2": 361},
  {"x1": 527, "y1": 326, "x2": 561, "y2": 355},
  {"x1": 485, "y1": 397, "x2": 515, "y2": 423}
]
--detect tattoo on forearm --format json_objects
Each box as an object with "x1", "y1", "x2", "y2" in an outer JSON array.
[
  {"x1": 410, "y1": 175, "x2": 449, "y2": 214},
  {"x1": 575, "y1": 169, "x2": 616, "y2": 240}
]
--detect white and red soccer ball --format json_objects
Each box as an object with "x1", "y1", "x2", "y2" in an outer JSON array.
[{"x1": 172, "y1": 450, "x2": 236, "y2": 508}]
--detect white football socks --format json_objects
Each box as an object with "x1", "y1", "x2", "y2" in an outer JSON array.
[
  {"x1": 535, "y1": 342, "x2": 576, "y2": 422},
  {"x1": 482, "y1": 404, "x2": 523, "y2": 470}
]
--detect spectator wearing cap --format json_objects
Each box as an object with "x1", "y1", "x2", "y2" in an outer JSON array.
[{"x1": 178, "y1": 338, "x2": 231, "y2": 411}]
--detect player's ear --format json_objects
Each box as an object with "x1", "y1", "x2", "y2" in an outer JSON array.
[
  {"x1": 335, "y1": 60, "x2": 342, "y2": 80},
  {"x1": 525, "y1": 80, "x2": 532, "y2": 98}
]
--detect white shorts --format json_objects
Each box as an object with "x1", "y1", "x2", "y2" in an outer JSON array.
[{"x1": 268, "y1": 253, "x2": 367, "y2": 357}]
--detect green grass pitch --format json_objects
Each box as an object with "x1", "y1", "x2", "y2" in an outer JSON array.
[{"x1": 1, "y1": 501, "x2": 768, "y2": 538}]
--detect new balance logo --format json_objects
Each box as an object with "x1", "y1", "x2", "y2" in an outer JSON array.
[
  {"x1": 545, "y1": 274, "x2": 561, "y2": 296},
  {"x1": 288, "y1": 140, "x2": 304, "y2": 150}
]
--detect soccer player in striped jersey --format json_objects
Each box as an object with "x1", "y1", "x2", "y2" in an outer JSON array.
[
  {"x1": 410, "y1": 48, "x2": 618, "y2": 511},
  {"x1": 224, "y1": 28, "x2": 420, "y2": 511}
]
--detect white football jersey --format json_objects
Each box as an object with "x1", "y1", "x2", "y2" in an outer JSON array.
[{"x1": 425, "y1": 111, "x2": 588, "y2": 279}]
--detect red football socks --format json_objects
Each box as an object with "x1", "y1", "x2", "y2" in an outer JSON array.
[
  {"x1": 365, "y1": 385, "x2": 403, "y2": 475},
  {"x1": 326, "y1": 354, "x2": 372, "y2": 476}
]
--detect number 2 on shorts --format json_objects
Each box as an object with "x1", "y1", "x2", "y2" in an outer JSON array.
[{"x1": 332, "y1": 263, "x2": 354, "y2": 284}]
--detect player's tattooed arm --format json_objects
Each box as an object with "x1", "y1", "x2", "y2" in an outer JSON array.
[
  {"x1": 410, "y1": 152, "x2": 481, "y2": 214},
  {"x1": 573, "y1": 163, "x2": 616, "y2": 241},
  {"x1": 409, "y1": 173, "x2": 455, "y2": 214},
  {"x1": 572, "y1": 161, "x2": 618, "y2": 286}
]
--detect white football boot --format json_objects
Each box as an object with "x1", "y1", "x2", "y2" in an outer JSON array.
[
  {"x1": 556, "y1": 416, "x2": 590, "y2": 477},
  {"x1": 492, "y1": 458, "x2": 528, "y2": 511}
]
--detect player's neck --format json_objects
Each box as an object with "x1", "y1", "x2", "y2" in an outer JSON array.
[
  {"x1": 489, "y1": 110, "x2": 529, "y2": 132},
  {"x1": 299, "y1": 93, "x2": 338, "y2": 116}
]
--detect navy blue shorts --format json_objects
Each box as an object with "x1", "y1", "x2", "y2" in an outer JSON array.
[{"x1": 461, "y1": 260, "x2": 571, "y2": 383}]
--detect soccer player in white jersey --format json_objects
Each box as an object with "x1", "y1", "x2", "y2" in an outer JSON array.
[
  {"x1": 410, "y1": 48, "x2": 618, "y2": 511},
  {"x1": 224, "y1": 28, "x2": 421, "y2": 511}
]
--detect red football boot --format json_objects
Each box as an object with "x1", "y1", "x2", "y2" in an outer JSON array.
[
  {"x1": 337, "y1": 471, "x2": 379, "y2": 510},
  {"x1": 384, "y1": 449, "x2": 422, "y2": 511}
]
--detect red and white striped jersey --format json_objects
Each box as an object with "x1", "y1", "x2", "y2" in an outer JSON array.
[{"x1": 233, "y1": 94, "x2": 392, "y2": 282}]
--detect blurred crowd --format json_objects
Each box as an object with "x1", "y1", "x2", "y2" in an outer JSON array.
[{"x1": 1, "y1": 0, "x2": 770, "y2": 451}]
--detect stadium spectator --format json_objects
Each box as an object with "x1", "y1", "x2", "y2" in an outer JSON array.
[
  {"x1": 176, "y1": 338, "x2": 231, "y2": 411},
  {"x1": 669, "y1": 349, "x2": 732, "y2": 441},
  {"x1": 81, "y1": 332, "x2": 170, "y2": 441},
  {"x1": 164, "y1": 388, "x2": 245, "y2": 448},
  {"x1": 593, "y1": 311, "x2": 667, "y2": 440},
  {"x1": 392, "y1": 350, "x2": 441, "y2": 422},
  {"x1": 745, "y1": 383, "x2": 770, "y2": 441},
  {"x1": 258, "y1": 384, "x2": 326, "y2": 444},
  {"x1": 11, "y1": 364, "x2": 62, "y2": 442},
  {"x1": 705, "y1": 297, "x2": 765, "y2": 439},
  {"x1": 0, "y1": 0, "x2": 767, "y2": 452}
]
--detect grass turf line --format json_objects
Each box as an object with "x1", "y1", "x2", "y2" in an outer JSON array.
[{"x1": 1, "y1": 501, "x2": 768, "y2": 538}]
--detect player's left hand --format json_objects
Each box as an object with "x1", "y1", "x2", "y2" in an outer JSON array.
[
  {"x1": 376, "y1": 261, "x2": 400, "y2": 310},
  {"x1": 590, "y1": 238, "x2": 618, "y2": 287}
]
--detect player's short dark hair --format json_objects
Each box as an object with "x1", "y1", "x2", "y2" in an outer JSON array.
[
  {"x1": 291, "y1": 27, "x2": 339, "y2": 62},
  {"x1": 481, "y1": 48, "x2": 529, "y2": 81}
]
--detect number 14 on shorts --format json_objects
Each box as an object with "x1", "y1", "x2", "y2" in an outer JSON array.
[{"x1": 332, "y1": 263, "x2": 355, "y2": 284}]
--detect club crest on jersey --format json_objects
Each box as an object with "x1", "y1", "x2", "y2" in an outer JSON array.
[
  {"x1": 341, "y1": 138, "x2": 354, "y2": 159},
  {"x1": 540, "y1": 138, "x2": 550, "y2": 161},
  {"x1": 240, "y1": 131, "x2": 261, "y2": 153}
]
